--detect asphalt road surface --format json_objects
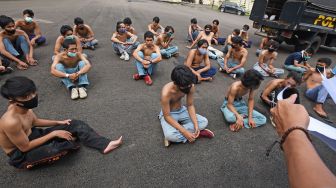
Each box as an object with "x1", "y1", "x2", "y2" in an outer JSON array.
[{"x1": 0, "y1": 0, "x2": 335, "y2": 187}]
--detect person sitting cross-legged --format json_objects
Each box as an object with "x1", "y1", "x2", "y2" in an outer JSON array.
[
  {"x1": 73, "y1": 17, "x2": 98, "y2": 50},
  {"x1": 155, "y1": 26, "x2": 178, "y2": 58}
]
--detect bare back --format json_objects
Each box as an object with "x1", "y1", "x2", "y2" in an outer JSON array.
[
  {"x1": 15, "y1": 20, "x2": 36, "y2": 35},
  {"x1": 226, "y1": 81, "x2": 250, "y2": 99}
]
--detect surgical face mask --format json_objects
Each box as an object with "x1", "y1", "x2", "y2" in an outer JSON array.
[
  {"x1": 179, "y1": 85, "x2": 192, "y2": 94},
  {"x1": 16, "y1": 95, "x2": 38, "y2": 109},
  {"x1": 198, "y1": 48, "x2": 207, "y2": 55},
  {"x1": 315, "y1": 64, "x2": 325, "y2": 73},
  {"x1": 166, "y1": 32, "x2": 173, "y2": 38},
  {"x1": 67, "y1": 52, "x2": 77, "y2": 57},
  {"x1": 205, "y1": 30, "x2": 211, "y2": 35},
  {"x1": 303, "y1": 56, "x2": 311, "y2": 61},
  {"x1": 65, "y1": 35, "x2": 74, "y2": 40},
  {"x1": 6, "y1": 29, "x2": 16, "y2": 35},
  {"x1": 25, "y1": 17, "x2": 33, "y2": 23},
  {"x1": 119, "y1": 28, "x2": 126, "y2": 33}
]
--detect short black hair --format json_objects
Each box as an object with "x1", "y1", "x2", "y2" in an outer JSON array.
[
  {"x1": 74, "y1": 17, "x2": 84, "y2": 25},
  {"x1": 231, "y1": 36, "x2": 243, "y2": 45},
  {"x1": 204, "y1": 24, "x2": 212, "y2": 30},
  {"x1": 144, "y1": 31, "x2": 154, "y2": 40},
  {"x1": 1, "y1": 76, "x2": 36, "y2": 100},
  {"x1": 267, "y1": 40, "x2": 280, "y2": 50},
  {"x1": 233, "y1": 28, "x2": 240, "y2": 35},
  {"x1": 171, "y1": 65, "x2": 196, "y2": 87},
  {"x1": 318, "y1": 57, "x2": 332, "y2": 67},
  {"x1": 23, "y1": 9, "x2": 34, "y2": 17},
  {"x1": 123, "y1": 17, "x2": 132, "y2": 25},
  {"x1": 164, "y1": 26, "x2": 174, "y2": 33},
  {"x1": 62, "y1": 38, "x2": 77, "y2": 49},
  {"x1": 60, "y1": 25, "x2": 73, "y2": 35},
  {"x1": 116, "y1": 21, "x2": 123, "y2": 32},
  {"x1": 243, "y1": 24, "x2": 249, "y2": 30},
  {"x1": 305, "y1": 47, "x2": 314, "y2": 55},
  {"x1": 0, "y1": 15, "x2": 14, "y2": 29},
  {"x1": 191, "y1": 18, "x2": 197, "y2": 24},
  {"x1": 286, "y1": 71, "x2": 302, "y2": 85},
  {"x1": 197, "y1": 39, "x2": 209, "y2": 48},
  {"x1": 241, "y1": 69, "x2": 264, "y2": 89},
  {"x1": 213, "y1": 19, "x2": 219, "y2": 25},
  {"x1": 153, "y1": 16, "x2": 160, "y2": 23}
]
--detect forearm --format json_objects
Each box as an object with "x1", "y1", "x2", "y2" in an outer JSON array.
[
  {"x1": 78, "y1": 64, "x2": 91, "y2": 74},
  {"x1": 1, "y1": 50, "x2": 21, "y2": 63},
  {"x1": 111, "y1": 38, "x2": 124, "y2": 44},
  {"x1": 34, "y1": 119, "x2": 60, "y2": 127},
  {"x1": 51, "y1": 68, "x2": 68, "y2": 78},
  {"x1": 284, "y1": 131, "x2": 336, "y2": 188},
  {"x1": 187, "y1": 105, "x2": 198, "y2": 129},
  {"x1": 22, "y1": 133, "x2": 54, "y2": 152},
  {"x1": 227, "y1": 104, "x2": 241, "y2": 118},
  {"x1": 248, "y1": 99, "x2": 254, "y2": 117}
]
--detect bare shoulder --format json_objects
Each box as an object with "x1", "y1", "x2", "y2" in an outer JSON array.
[
  {"x1": 161, "y1": 82, "x2": 174, "y2": 98},
  {"x1": 0, "y1": 113, "x2": 21, "y2": 132},
  {"x1": 16, "y1": 29, "x2": 26, "y2": 35}
]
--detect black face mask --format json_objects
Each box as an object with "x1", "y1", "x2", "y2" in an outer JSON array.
[
  {"x1": 316, "y1": 65, "x2": 325, "y2": 73},
  {"x1": 205, "y1": 31, "x2": 211, "y2": 35},
  {"x1": 16, "y1": 95, "x2": 38, "y2": 109},
  {"x1": 179, "y1": 85, "x2": 192, "y2": 94},
  {"x1": 6, "y1": 29, "x2": 16, "y2": 35},
  {"x1": 268, "y1": 48, "x2": 275, "y2": 53}
]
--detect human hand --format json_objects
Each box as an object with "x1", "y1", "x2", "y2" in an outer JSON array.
[
  {"x1": 30, "y1": 39, "x2": 36, "y2": 46},
  {"x1": 16, "y1": 61, "x2": 28, "y2": 70},
  {"x1": 194, "y1": 128, "x2": 200, "y2": 138},
  {"x1": 52, "y1": 130, "x2": 74, "y2": 140},
  {"x1": 27, "y1": 57, "x2": 38, "y2": 66},
  {"x1": 270, "y1": 94, "x2": 309, "y2": 137},
  {"x1": 183, "y1": 130, "x2": 197, "y2": 143},
  {"x1": 69, "y1": 73, "x2": 79, "y2": 81},
  {"x1": 57, "y1": 119, "x2": 72, "y2": 125},
  {"x1": 0, "y1": 66, "x2": 5, "y2": 72},
  {"x1": 227, "y1": 68, "x2": 233, "y2": 73},
  {"x1": 248, "y1": 118, "x2": 256, "y2": 128},
  {"x1": 186, "y1": 45, "x2": 192, "y2": 49},
  {"x1": 236, "y1": 115, "x2": 244, "y2": 128}
]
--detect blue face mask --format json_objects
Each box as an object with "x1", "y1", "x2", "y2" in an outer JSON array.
[
  {"x1": 198, "y1": 48, "x2": 207, "y2": 55},
  {"x1": 119, "y1": 28, "x2": 126, "y2": 33},
  {"x1": 67, "y1": 52, "x2": 77, "y2": 57},
  {"x1": 25, "y1": 17, "x2": 33, "y2": 23},
  {"x1": 167, "y1": 32, "x2": 173, "y2": 38},
  {"x1": 65, "y1": 35, "x2": 74, "y2": 40}
]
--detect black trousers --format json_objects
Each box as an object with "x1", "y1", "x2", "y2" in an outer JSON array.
[{"x1": 7, "y1": 119, "x2": 110, "y2": 169}]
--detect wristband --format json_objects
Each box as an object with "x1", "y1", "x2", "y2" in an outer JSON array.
[{"x1": 280, "y1": 126, "x2": 311, "y2": 150}]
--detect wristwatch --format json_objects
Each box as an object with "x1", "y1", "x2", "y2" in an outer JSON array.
[{"x1": 65, "y1": 73, "x2": 69, "y2": 78}]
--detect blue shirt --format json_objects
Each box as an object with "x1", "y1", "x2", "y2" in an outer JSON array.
[{"x1": 284, "y1": 52, "x2": 304, "y2": 66}]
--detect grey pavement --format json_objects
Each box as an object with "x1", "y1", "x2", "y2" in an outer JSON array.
[{"x1": 0, "y1": 0, "x2": 335, "y2": 187}]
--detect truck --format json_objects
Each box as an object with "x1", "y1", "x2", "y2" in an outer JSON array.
[{"x1": 249, "y1": 0, "x2": 336, "y2": 53}]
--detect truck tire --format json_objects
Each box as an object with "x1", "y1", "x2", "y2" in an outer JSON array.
[
  {"x1": 294, "y1": 36, "x2": 321, "y2": 53},
  {"x1": 237, "y1": 10, "x2": 242, "y2": 15}
]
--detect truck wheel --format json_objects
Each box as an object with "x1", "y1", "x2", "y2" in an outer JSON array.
[
  {"x1": 221, "y1": 8, "x2": 225, "y2": 12},
  {"x1": 310, "y1": 36, "x2": 322, "y2": 54},
  {"x1": 237, "y1": 11, "x2": 242, "y2": 15}
]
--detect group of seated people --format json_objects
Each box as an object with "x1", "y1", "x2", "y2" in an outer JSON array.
[{"x1": 0, "y1": 10, "x2": 335, "y2": 169}]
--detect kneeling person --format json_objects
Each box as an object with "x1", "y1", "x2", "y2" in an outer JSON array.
[
  {"x1": 221, "y1": 70, "x2": 266, "y2": 132},
  {"x1": 184, "y1": 39, "x2": 217, "y2": 82},
  {"x1": 51, "y1": 38, "x2": 91, "y2": 100},
  {"x1": 0, "y1": 77, "x2": 122, "y2": 169},
  {"x1": 159, "y1": 65, "x2": 214, "y2": 146}
]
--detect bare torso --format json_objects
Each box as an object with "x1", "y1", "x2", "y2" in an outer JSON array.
[
  {"x1": 75, "y1": 25, "x2": 90, "y2": 38},
  {"x1": 306, "y1": 72, "x2": 323, "y2": 89},
  {"x1": 230, "y1": 47, "x2": 247, "y2": 62},
  {"x1": 164, "y1": 82, "x2": 186, "y2": 111},
  {"x1": 59, "y1": 52, "x2": 81, "y2": 68},
  {"x1": 16, "y1": 20, "x2": 36, "y2": 35},
  {"x1": 226, "y1": 81, "x2": 250, "y2": 99},
  {"x1": 260, "y1": 50, "x2": 276, "y2": 65},
  {"x1": 189, "y1": 49, "x2": 205, "y2": 68}
]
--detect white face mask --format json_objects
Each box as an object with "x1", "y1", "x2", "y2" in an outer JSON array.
[{"x1": 25, "y1": 17, "x2": 33, "y2": 23}]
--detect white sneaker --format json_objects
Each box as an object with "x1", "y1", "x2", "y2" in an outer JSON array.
[
  {"x1": 123, "y1": 52, "x2": 129, "y2": 61},
  {"x1": 71, "y1": 88, "x2": 79, "y2": 100},
  {"x1": 120, "y1": 53, "x2": 125, "y2": 60},
  {"x1": 229, "y1": 73, "x2": 237, "y2": 79},
  {"x1": 78, "y1": 87, "x2": 87, "y2": 99}
]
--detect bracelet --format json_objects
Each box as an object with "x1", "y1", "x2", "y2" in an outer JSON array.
[{"x1": 280, "y1": 126, "x2": 311, "y2": 150}]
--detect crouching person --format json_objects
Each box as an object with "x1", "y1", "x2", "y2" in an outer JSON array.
[
  {"x1": 159, "y1": 65, "x2": 214, "y2": 146},
  {"x1": 51, "y1": 38, "x2": 91, "y2": 100}
]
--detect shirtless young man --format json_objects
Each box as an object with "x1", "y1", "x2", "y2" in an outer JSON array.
[
  {"x1": 123, "y1": 17, "x2": 136, "y2": 34},
  {"x1": 186, "y1": 24, "x2": 223, "y2": 59},
  {"x1": 0, "y1": 15, "x2": 37, "y2": 70},
  {"x1": 51, "y1": 38, "x2": 91, "y2": 100},
  {"x1": 111, "y1": 21, "x2": 139, "y2": 61},
  {"x1": 54, "y1": 25, "x2": 83, "y2": 56},
  {"x1": 187, "y1": 18, "x2": 203, "y2": 43},
  {"x1": 73, "y1": 17, "x2": 98, "y2": 50},
  {"x1": 239, "y1": 24, "x2": 252, "y2": 48},
  {"x1": 159, "y1": 65, "x2": 214, "y2": 146},
  {"x1": 260, "y1": 71, "x2": 302, "y2": 107},
  {"x1": 217, "y1": 36, "x2": 247, "y2": 78},
  {"x1": 0, "y1": 76, "x2": 122, "y2": 169},
  {"x1": 0, "y1": 57, "x2": 13, "y2": 75},
  {"x1": 15, "y1": 9, "x2": 46, "y2": 47},
  {"x1": 148, "y1": 16, "x2": 163, "y2": 37},
  {"x1": 223, "y1": 28, "x2": 240, "y2": 54},
  {"x1": 253, "y1": 40, "x2": 284, "y2": 77},
  {"x1": 132, "y1": 31, "x2": 162, "y2": 85},
  {"x1": 184, "y1": 39, "x2": 217, "y2": 82},
  {"x1": 211, "y1": 19, "x2": 225, "y2": 45},
  {"x1": 221, "y1": 69, "x2": 266, "y2": 132},
  {"x1": 303, "y1": 58, "x2": 333, "y2": 118},
  {"x1": 155, "y1": 26, "x2": 178, "y2": 58},
  {"x1": 256, "y1": 31, "x2": 273, "y2": 57}
]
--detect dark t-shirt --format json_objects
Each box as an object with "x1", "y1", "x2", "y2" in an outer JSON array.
[{"x1": 284, "y1": 52, "x2": 304, "y2": 65}]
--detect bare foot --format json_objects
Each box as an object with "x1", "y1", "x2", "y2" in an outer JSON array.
[
  {"x1": 103, "y1": 136, "x2": 123, "y2": 154},
  {"x1": 313, "y1": 106, "x2": 327, "y2": 118}
]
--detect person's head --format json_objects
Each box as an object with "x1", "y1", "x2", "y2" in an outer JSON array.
[
  {"x1": 74, "y1": 17, "x2": 84, "y2": 29},
  {"x1": 60, "y1": 25, "x2": 73, "y2": 36},
  {"x1": 152, "y1": 16, "x2": 160, "y2": 26},
  {"x1": 233, "y1": 28, "x2": 240, "y2": 36},
  {"x1": 212, "y1": 19, "x2": 219, "y2": 27},
  {"x1": 0, "y1": 15, "x2": 15, "y2": 35},
  {"x1": 116, "y1": 21, "x2": 126, "y2": 33},
  {"x1": 164, "y1": 26, "x2": 174, "y2": 37},
  {"x1": 62, "y1": 38, "x2": 77, "y2": 57},
  {"x1": 231, "y1": 36, "x2": 243, "y2": 49},
  {"x1": 196, "y1": 39, "x2": 209, "y2": 55},
  {"x1": 171, "y1": 65, "x2": 196, "y2": 94},
  {"x1": 284, "y1": 71, "x2": 302, "y2": 88},
  {"x1": 144, "y1": 31, "x2": 154, "y2": 47},
  {"x1": 316, "y1": 57, "x2": 332, "y2": 73},
  {"x1": 242, "y1": 24, "x2": 249, "y2": 31},
  {"x1": 1, "y1": 76, "x2": 38, "y2": 109},
  {"x1": 303, "y1": 48, "x2": 314, "y2": 60},
  {"x1": 123, "y1": 17, "x2": 132, "y2": 30},
  {"x1": 23, "y1": 9, "x2": 34, "y2": 23},
  {"x1": 240, "y1": 69, "x2": 264, "y2": 90},
  {"x1": 267, "y1": 40, "x2": 279, "y2": 53},
  {"x1": 191, "y1": 18, "x2": 197, "y2": 26},
  {"x1": 204, "y1": 24, "x2": 212, "y2": 35}
]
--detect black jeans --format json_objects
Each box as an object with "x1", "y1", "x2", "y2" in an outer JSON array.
[{"x1": 7, "y1": 119, "x2": 110, "y2": 169}]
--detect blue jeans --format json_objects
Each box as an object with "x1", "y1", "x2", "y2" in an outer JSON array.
[
  {"x1": 159, "y1": 106, "x2": 208, "y2": 143},
  {"x1": 160, "y1": 46, "x2": 178, "y2": 58},
  {"x1": 305, "y1": 85, "x2": 329, "y2": 104},
  {"x1": 55, "y1": 61, "x2": 89, "y2": 89},
  {"x1": 2, "y1": 35, "x2": 30, "y2": 58},
  {"x1": 28, "y1": 34, "x2": 46, "y2": 46},
  {"x1": 217, "y1": 58, "x2": 245, "y2": 75},
  {"x1": 332, "y1": 66, "x2": 336, "y2": 75},
  {"x1": 112, "y1": 41, "x2": 139, "y2": 54},
  {"x1": 193, "y1": 66, "x2": 217, "y2": 78},
  {"x1": 81, "y1": 39, "x2": 98, "y2": 47},
  {"x1": 284, "y1": 65, "x2": 307, "y2": 73},
  {"x1": 220, "y1": 99, "x2": 267, "y2": 128},
  {"x1": 135, "y1": 51, "x2": 159, "y2": 76},
  {"x1": 187, "y1": 30, "x2": 200, "y2": 42}
]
